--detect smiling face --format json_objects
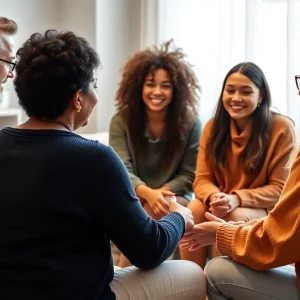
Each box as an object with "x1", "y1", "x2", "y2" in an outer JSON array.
[
  {"x1": 142, "y1": 68, "x2": 173, "y2": 114},
  {"x1": 0, "y1": 34, "x2": 15, "y2": 90},
  {"x1": 222, "y1": 72, "x2": 263, "y2": 130}
]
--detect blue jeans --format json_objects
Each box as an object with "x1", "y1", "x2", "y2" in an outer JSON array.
[{"x1": 205, "y1": 257, "x2": 300, "y2": 300}]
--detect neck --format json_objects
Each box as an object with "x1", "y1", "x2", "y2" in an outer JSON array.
[
  {"x1": 234, "y1": 117, "x2": 251, "y2": 134},
  {"x1": 146, "y1": 109, "x2": 167, "y2": 124},
  {"x1": 15, "y1": 117, "x2": 72, "y2": 131}
]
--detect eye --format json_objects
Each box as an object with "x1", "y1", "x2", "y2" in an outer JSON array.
[
  {"x1": 162, "y1": 84, "x2": 172, "y2": 89},
  {"x1": 226, "y1": 90, "x2": 234, "y2": 94},
  {"x1": 145, "y1": 82, "x2": 154, "y2": 87}
]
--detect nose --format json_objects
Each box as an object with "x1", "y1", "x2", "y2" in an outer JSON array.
[
  {"x1": 153, "y1": 85, "x2": 162, "y2": 95},
  {"x1": 7, "y1": 71, "x2": 14, "y2": 79},
  {"x1": 231, "y1": 92, "x2": 242, "y2": 101}
]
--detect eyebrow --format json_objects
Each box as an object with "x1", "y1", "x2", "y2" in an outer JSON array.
[
  {"x1": 225, "y1": 84, "x2": 253, "y2": 89},
  {"x1": 145, "y1": 79, "x2": 171, "y2": 83}
]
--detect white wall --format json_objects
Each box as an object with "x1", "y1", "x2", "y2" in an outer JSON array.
[
  {"x1": 1, "y1": 0, "x2": 143, "y2": 133},
  {"x1": 95, "y1": 0, "x2": 142, "y2": 132},
  {"x1": 0, "y1": 0, "x2": 60, "y2": 116}
]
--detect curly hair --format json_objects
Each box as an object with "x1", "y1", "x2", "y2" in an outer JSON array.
[
  {"x1": 0, "y1": 17, "x2": 18, "y2": 34},
  {"x1": 14, "y1": 30, "x2": 100, "y2": 120},
  {"x1": 206, "y1": 62, "x2": 274, "y2": 174},
  {"x1": 115, "y1": 40, "x2": 200, "y2": 161}
]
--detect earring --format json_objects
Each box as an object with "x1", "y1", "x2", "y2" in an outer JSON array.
[
  {"x1": 77, "y1": 107, "x2": 81, "y2": 113},
  {"x1": 257, "y1": 103, "x2": 261, "y2": 108}
]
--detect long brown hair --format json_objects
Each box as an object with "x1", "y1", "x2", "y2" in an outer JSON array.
[
  {"x1": 206, "y1": 62, "x2": 273, "y2": 174},
  {"x1": 115, "y1": 40, "x2": 200, "y2": 161}
]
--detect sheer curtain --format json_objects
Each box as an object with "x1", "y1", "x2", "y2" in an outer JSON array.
[{"x1": 141, "y1": 0, "x2": 300, "y2": 139}]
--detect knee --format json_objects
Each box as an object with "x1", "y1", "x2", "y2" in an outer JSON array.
[
  {"x1": 173, "y1": 260, "x2": 207, "y2": 300},
  {"x1": 187, "y1": 199, "x2": 208, "y2": 224},
  {"x1": 225, "y1": 207, "x2": 247, "y2": 222},
  {"x1": 204, "y1": 256, "x2": 232, "y2": 285}
]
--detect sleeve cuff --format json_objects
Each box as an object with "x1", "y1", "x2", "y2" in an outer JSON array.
[
  {"x1": 233, "y1": 189, "x2": 254, "y2": 207},
  {"x1": 216, "y1": 224, "x2": 237, "y2": 257},
  {"x1": 131, "y1": 179, "x2": 146, "y2": 190}
]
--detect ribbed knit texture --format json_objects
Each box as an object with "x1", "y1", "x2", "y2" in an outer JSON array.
[
  {"x1": 109, "y1": 111, "x2": 202, "y2": 201},
  {"x1": 216, "y1": 150, "x2": 300, "y2": 289},
  {"x1": 194, "y1": 114, "x2": 295, "y2": 208},
  {"x1": 0, "y1": 127, "x2": 185, "y2": 300}
]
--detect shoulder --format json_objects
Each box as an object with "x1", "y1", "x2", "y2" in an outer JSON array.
[
  {"x1": 271, "y1": 113, "x2": 295, "y2": 133},
  {"x1": 109, "y1": 110, "x2": 128, "y2": 131},
  {"x1": 202, "y1": 118, "x2": 214, "y2": 135},
  {"x1": 76, "y1": 136, "x2": 123, "y2": 167},
  {"x1": 189, "y1": 115, "x2": 202, "y2": 132}
]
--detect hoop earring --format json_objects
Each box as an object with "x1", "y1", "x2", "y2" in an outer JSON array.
[{"x1": 77, "y1": 107, "x2": 81, "y2": 113}]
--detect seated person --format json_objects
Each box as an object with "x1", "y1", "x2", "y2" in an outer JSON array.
[
  {"x1": 0, "y1": 29, "x2": 206, "y2": 300},
  {"x1": 180, "y1": 62, "x2": 296, "y2": 269},
  {"x1": 181, "y1": 89, "x2": 300, "y2": 299},
  {"x1": 109, "y1": 41, "x2": 201, "y2": 267}
]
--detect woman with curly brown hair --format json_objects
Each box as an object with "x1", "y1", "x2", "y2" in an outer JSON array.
[{"x1": 109, "y1": 40, "x2": 201, "y2": 267}]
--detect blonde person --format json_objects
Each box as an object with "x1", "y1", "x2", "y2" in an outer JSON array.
[
  {"x1": 0, "y1": 17, "x2": 17, "y2": 103},
  {"x1": 180, "y1": 62, "x2": 296, "y2": 269},
  {"x1": 109, "y1": 41, "x2": 201, "y2": 268},
  {"x1": 179, "y1": 76, "x2": 300, "y2": 299}
]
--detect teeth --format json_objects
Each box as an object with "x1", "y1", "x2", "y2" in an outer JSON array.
[
  {"x1": 151, "y1": 99, "x2": 163, "y2": 104},
  {"x1": 231, "y1": 105, "x2": 244, "y2": 109}
]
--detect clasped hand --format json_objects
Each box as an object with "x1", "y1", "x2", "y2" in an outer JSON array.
[
  {"x1": 209, "y1": 193, "x2": 241, "y2": 218},
  {"x1": 145, "y1": 188, "x2": 174, "y2": 218},
  {"x1": 179, "y1": 213, "x2": 246, "y2": 251},
  {"x1": 179, "y1": 212, "x2": 225, "y2": 251}
]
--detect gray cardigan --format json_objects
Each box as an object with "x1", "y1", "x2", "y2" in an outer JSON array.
[{"x1": 109, "y1": 112, "x2": 202, "y2": 201}]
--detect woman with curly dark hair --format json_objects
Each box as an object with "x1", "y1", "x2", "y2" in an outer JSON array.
[
  {"x1": 0, "y1": 30, "x2": 206, "y2": 300},
  {"x1": 180, "y1": 62, "x2": 296, "y2": 269},
  {"x1": 109, "y1": 40, "x2": 201, "y2": 267}
]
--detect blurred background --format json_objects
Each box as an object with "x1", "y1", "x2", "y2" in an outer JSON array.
[{"x1": 1, "y1": 0, "x2": 300, "y2": 139}]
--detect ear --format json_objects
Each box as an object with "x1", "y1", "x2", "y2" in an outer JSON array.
[
  {"x1": 71, "y1": 89, "x2": 82, "y2": 112},
  {"x1": 258, "y1": 91, "x2": 264, "y2": 104}
]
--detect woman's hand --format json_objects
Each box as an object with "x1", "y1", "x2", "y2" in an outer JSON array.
[
  {"x1": 209, "y1": 193, "x2": 241, "y2": 218},
  {"x1": 179, "y1": 212, "x2": 225, "y2": 251},
  {"x1": 168, "y1": 197, "x2": 194, "y2": 231},
  {"x1": 136, "y1": 185, "x2": 175, "y2": 218}
]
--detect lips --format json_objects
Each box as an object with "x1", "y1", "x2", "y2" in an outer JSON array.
[
  {"x1": 150, "y1": 99, "x2": 163, "y2": 105},
  {"x1": 230, "y1": 105, "x2": 245, "y2": 111}
]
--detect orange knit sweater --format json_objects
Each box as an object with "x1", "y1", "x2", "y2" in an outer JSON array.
[
  {"x1": 217, "y1": 149, "x2": 300, "y2": 289},
  {"x1": 193, "y1": 114, "x2": 295, "y2": 209}
]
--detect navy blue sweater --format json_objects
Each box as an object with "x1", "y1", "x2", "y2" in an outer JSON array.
[{"x1": 0, "y1": 128, "x2": 185, "y2": 300}]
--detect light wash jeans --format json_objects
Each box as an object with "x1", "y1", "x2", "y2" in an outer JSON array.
[
  {"x1": 111, "y1": 260, "x2": 206, "y2": 300},
  {"x1": 204, "y1": 257, "x2": 300, "y2": 300}
]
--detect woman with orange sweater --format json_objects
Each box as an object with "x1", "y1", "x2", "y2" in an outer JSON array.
[
  {"x1": 180, "y1": 62, "x2": 296, "y2": 269},
  {"x1": 180, "y1": 145, "x2": 300, "y2": 299}
]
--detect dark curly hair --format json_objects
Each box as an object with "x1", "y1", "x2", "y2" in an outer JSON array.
[
  {"x1": 207, "y1": 62, "x2": 274, "y2": 174},
  {"x1": 115, "y1": 40, "x2": 200, "y2": 161},
  {"x1": 14, "y1": 30, "x2": 100, "y2": 120}
]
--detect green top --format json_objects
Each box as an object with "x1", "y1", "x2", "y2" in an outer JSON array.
[{"x1": 109, "y1": 112, "x2": 202, "y2": 201}]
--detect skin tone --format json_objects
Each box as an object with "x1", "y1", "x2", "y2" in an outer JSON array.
[
  {"x1": 136, "y1": 68, "x2": 176, "y2": 219},
  {"x1": 208, "y1": 72, "x2": 263, "y2": 217},
  {"x1": 15, "y1": 77, "x2": 98, "y2": 131},
  {"x1": 222, "y1": 71, "x2": 263, "y2": 132},
  {"x1": 179, "y1": 85, "x2": 299, "y2": 254},
  {"x1": 118, "y1": 68, "x2": 190, "y2": 268},
  {"x1": 0, "y1": 34, "x2": 15, "y2": 99}
]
